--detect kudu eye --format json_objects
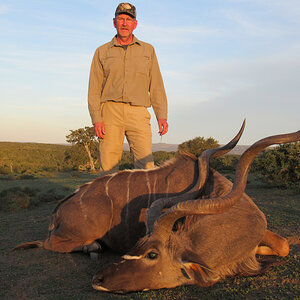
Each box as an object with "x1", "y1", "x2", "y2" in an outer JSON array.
[{"x1": 146, "y1": 251, "x2": 158, "y2": 260}]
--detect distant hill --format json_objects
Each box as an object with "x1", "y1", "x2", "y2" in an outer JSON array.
[
  {"x1": 0, "y1": 141, "x2": 248, "y2": 154},
  {"x1": 124, "y1": 143, "x2": 249, "y2": 155}
]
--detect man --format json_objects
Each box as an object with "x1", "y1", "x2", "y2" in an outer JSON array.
[{"x1": 88, "y1": 2, "x2": 168, "y2": 174}]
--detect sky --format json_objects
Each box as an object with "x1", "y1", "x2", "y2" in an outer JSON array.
[{"x1": 0, "y1": 0, "x2": 299, "y2": 146}]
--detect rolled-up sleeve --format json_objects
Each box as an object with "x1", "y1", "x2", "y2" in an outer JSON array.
[
  {"x1": 88, "y1": 48, "x2": 104, "y2": 124},
  {"x1": 149, "y1": 49, "x2": 168, "y2": 120}
]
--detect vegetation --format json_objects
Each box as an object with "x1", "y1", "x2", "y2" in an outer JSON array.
[
  {"x1": 178, "y1": 136, "x2": 219, "y2": 157},
  {"x1": 64, "y1": 143, "x2": 99, "y2": 171},
  {"x1": 0, "y1": 142, "x2": 132, "y2": 174},
  {"x1": 0, "y1": 141, "x2": 177, "y2": 175},
  {"x1": 0, "y1": 142, "x2": 69, "y2": 174},
  {"x1": 211, "y1": 155, "x2": 240, "y2": 172},
  {"x1": 66, "y1": 126, "x2": 98, "y2": 171},
  {"x1": 0, "y1": 172, "x2": 99, "y2": 212},
  {"x1": 153, "y1": 150, "x2": 176, "y2": 166},
  {"x1": 253, "y1": 142, "x2": 300, "y2": 188}
]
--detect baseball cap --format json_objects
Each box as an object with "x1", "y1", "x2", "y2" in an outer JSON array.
[{"x1": 115, "y1": 3, "x2": 136, "y2": 18}]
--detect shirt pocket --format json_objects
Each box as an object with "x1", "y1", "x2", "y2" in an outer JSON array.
[{"x1": 133, "y1": 55, "x2": 151, "y2": 76}]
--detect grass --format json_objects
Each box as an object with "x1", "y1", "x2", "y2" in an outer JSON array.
[
  {"x1": 0, "y1": 172, "x2": 299, "y2": 299},
  {"x1": 0, "y1": 172, "x2": 98, "y2": 212},
  {"x1": 0, "y1": 171, "x2": 98, "y2": 192}
]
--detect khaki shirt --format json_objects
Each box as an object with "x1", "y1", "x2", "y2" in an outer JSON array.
[{"x1": 88, "y1": 36, "x2": 168, "y2": 124}]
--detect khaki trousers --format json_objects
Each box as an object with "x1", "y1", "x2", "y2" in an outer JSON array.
[{"x1": 99, "y1": 101, "x2": 154, "y2": 174}]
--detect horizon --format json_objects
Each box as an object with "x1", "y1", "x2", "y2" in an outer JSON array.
[{"x1": 0, "y1": 1, "x2": 299, "y2": 146}]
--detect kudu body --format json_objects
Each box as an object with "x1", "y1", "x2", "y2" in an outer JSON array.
[
  {"x1": 92, "y1": 129, "x2": 299, "y2": 293},
  {"x1": 14, "y1": 122, "x2": 246, "y2": 254}
]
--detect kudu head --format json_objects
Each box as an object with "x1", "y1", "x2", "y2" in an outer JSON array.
[{"x1": 92, "y1": 126, "x2": 300, "y2": 293}]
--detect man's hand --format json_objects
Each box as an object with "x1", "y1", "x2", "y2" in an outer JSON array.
[
  {"x1": 158, "y1": 119, "x2": 168, "y2": 136},
  {"x1": 94, "y1": 121, "x2": 106, "y2": 139}
]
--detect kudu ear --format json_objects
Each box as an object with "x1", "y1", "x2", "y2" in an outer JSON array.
[
  {"x1": 181, "y1": 250, "x2": 220, "y2": 286},
  {"x1": 181, "y1": 261, "x2": 219, "y2": 287}
]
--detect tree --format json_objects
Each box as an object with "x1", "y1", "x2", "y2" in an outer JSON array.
[
  {"x1": 178, "y1": 136, "x2": 220, "y2": 157},
  {"x1": 66, "y1": 126, "x2": 98, "y2": 171}
]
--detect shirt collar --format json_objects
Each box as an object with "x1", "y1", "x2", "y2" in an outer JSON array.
[{"x1": 110, "y1": 35, "x2": 141, "y2": 47}]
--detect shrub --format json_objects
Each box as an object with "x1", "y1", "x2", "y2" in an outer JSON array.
[
  {"x1": 64, "y1": 142, "x2": 100, "y2": 171},
  {"x1": 253, "y1": 142, "x2": 300, "y2": 188},
  {"x1": 0, "y1": 185, "x2": 71, "y2": 212},
  {"x1": 39, "y1": 188, "x2": 67, "y2": 203},
  {"x1": 0, "y1": 187, "x2": 38, "y2": 212},
  {"x1": 0, "y1": 166, "x2": 12, "y2": 175},
  {"x1": 118, "y1": 151, "x2": 175, "y2": 169},
  {"x1": 153, "y1": 151, "x2": 176, "y2": 166},
  {"x1": 17, "y1": 174, "x2": 36, "y2": 180},
  {"x1": 211, "y1": 155, "x2": 240, "y2": 172},
  {"x1": 0, "y1": 175, "x2": 15, "y2": 181},
  {"x1": 119, "y1": 151, "x2": 134, "y2": 170},
  {"x1": 64, "y1": 144, "x2": 90, "y2": 170},
  {"x1": 178, "y1": 137, "x2": 219, "y2": 157}
]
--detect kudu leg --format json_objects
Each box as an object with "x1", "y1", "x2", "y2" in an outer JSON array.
[
  {"x1": 71, "y1": 241, "x2": 102, "y2": 260},
  {"x1": 256, "y1": 230, "x2": 289, "y2": 257}
]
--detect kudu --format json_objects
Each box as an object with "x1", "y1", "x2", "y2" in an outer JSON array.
[
  {"x1": 92, "y1": 129, "x2": 299, "y2": 293},
  {"x1": 14, "y1": 121, "x2": 247, "y2": 256}
]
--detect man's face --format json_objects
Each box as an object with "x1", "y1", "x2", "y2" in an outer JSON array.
[{"x1": 113, "y1": 13, "x2": 137, "y2": 39}]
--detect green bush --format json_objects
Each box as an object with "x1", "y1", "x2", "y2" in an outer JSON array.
[
  {"x1": 118, "y1": 151, "x2": 176, "y2": 170},
  {"x1": 0, "y1": 166, "x2": 12, "y2": 174},
  {"x1": 64, "y1": 144, "x2": 91, "y2": 170},
  {"x1": 253, "y1": 142, "x2": 300, "y2": 188},
  {"x1": 119, "y1": 151, "x2": 134, "y2": 170},
  {"x1": 153, "y1": 151, "x2": 176, "y2": 166},
  {"x1": 211, "y1": 155, "x2": 240, "y2": 172},
  {"x1": 178, "y1": 136, "x2": 219, "y2": 157}
]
